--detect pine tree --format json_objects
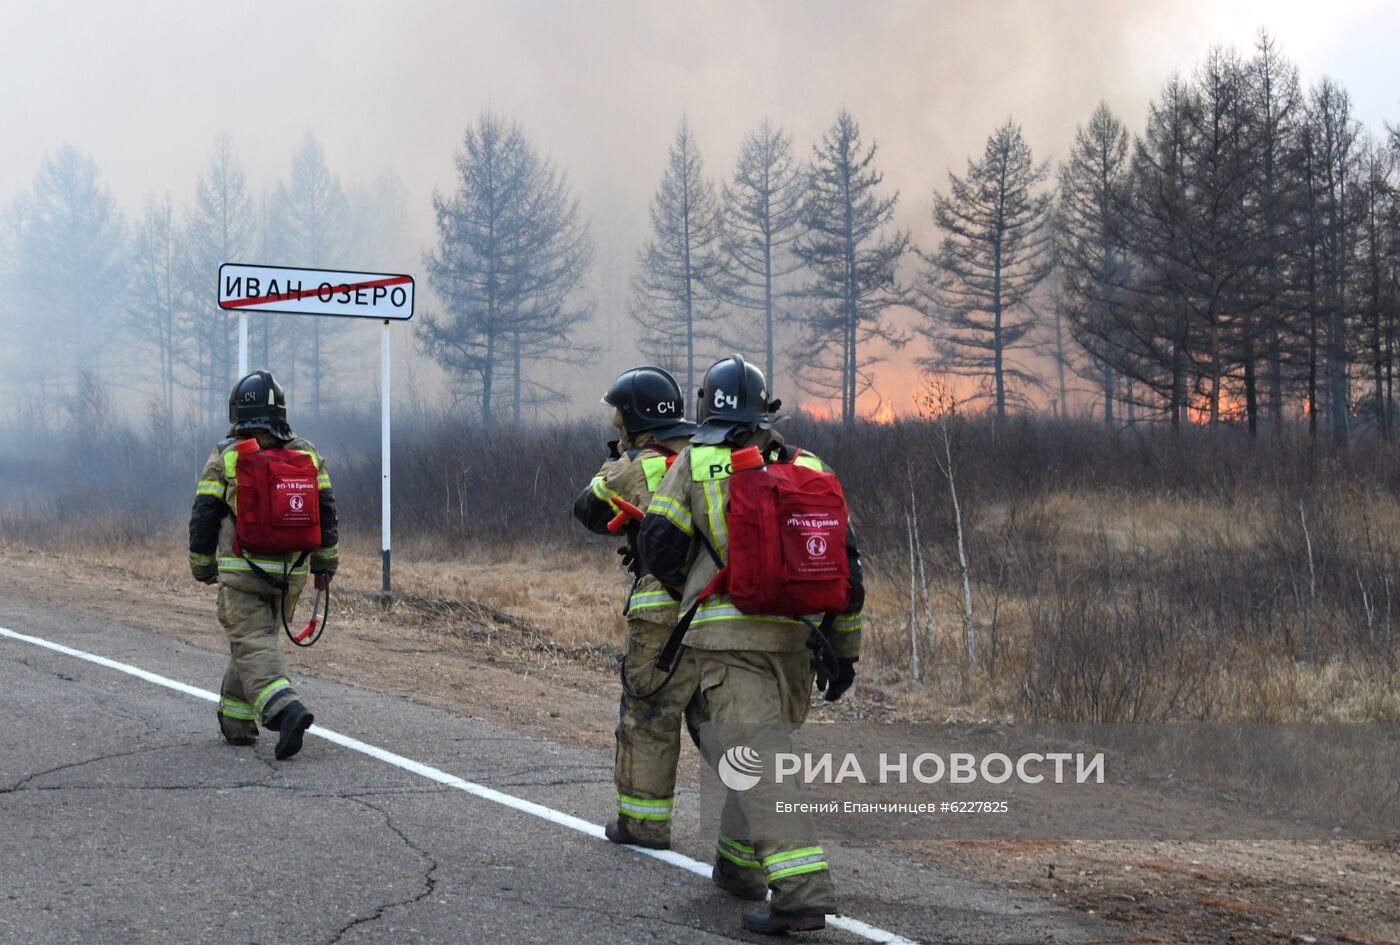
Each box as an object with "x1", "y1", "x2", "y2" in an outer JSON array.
[
  {"x1": 796, "y1": 110, "x2": 909, "y2": 424},
  {"x1": 921, "y1": 120, "x2": 1052, "y2": 420}
]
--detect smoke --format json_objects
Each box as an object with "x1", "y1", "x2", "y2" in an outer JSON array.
[{"x1": 1, "y1": 0, "x2": 1395, "y2": 422}]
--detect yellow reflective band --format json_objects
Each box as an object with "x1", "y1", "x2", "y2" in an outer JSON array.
[
  {"x1": 218, "y1": 556, "x2": 310, "y2": 574},
  {"x1": 252, "y1": 678, "x2": 291, "y2": 722},
  {"x1": 317, "y1": 475, "x2": 331, "y2": 489},
  {"x1": 223, "y1": 450, "x2": 238, "y2": 480},
  {"x1": 218, "y1": 697, "x2": 256, "y2": 721},
  {"x1": 628, "y1": 589, "x2": 676, "y2": 611},
  {"x1": 690, "y1": 446, "x2": 732, "y2": 481},
  {"x1": 591, "y1": 476, "x2": 623, "y2": 507},
  {"x1": 313, "y1": 544, "x2": 340, "y2": 560},
  {"x1": 692, "y1": 600, "x2": 806, "y2": 627},
  {"x1": 196, "y1": 480, "x2": 226, "y2": 499},
  {"x1": 617, "y1": 794, "x2": 673, "y2": 821},
  {"x1": 763, "y1": 845, "x2": 829, "y2": 881},
  {"x1": 793, "y1": 452, "x2": 824, "y2": 471},
  {"x1": 647, "y1": 494, "x2": 693, "y2": 535},
  {"x1": 834, "y1": 612, "x2": 862, "y2": 632},
  {"x1": 188, "y1": 552, "x2": 215, "y2": 567},
  {"x1": 717, "y1": 835, "x2": 761, "y2": 870},
  {"x1": 703, "y1": 479, "x2": 729, "y2": 556}
]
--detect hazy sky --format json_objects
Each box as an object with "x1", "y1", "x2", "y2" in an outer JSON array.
[{"x1": 4, "y1": 0, "x2": 1397, "y2": 417}]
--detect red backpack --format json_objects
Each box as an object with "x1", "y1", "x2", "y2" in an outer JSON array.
[
  {"x1": 706, "y1": 446, "x2": 851, "y2": 617},
  {"x1": 230, "y1": 439, "x2": 322, "y2": 557}
]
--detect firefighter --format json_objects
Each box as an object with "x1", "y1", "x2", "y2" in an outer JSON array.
[
  {"x1": 638, "y1": 354, "x2": 863, "y2": 935},
  {"x1": 188, "y1": 371, "x2": 338, "y2": 760},
  {"x1": 573, "y1": 366, "x2": 698, "y2": 850}
]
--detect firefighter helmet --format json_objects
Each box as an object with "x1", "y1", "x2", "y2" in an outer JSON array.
[
  {"x1": 602, "y1": 366, "x2": 697, "y2": 440},
  {"x1": 692, "y1": 353, "x2": 783, "y2": 445},
  {"x1": 228, "y1": 371, "x2": 291, "y2": 437}
]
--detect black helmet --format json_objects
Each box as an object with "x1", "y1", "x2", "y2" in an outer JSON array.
[
  {"x1": 602, "y1": 366, "x2": 697, "y2": 440},
  {"x1": 228, "y1": 370, "x2": 291, "y2": 437},
  {"x1": 693, "y1": 353, "x2": 782, "y2": 445}
]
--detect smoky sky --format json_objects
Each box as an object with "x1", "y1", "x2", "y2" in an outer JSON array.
[{"x1": 3, "y1": 0, "x2": 1397, "y2": 417}]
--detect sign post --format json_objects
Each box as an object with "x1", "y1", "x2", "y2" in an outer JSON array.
[
  {"x1": 381, "y1": 319, "x2": 391, "y2": 592},
  {"x1": 219, "y1": 263, "x2": 415, "y2": 593}
]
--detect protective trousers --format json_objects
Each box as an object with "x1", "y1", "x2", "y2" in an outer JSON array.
[
  {"x1": 615, "y1": 618, "x2": 700, "y2": 845},
  {"x1": 686, "y1": 648, "x2": 837, "y2": 916},
  {"x1": 215, "y1": 583, "x2": 303, "y2": 742}
]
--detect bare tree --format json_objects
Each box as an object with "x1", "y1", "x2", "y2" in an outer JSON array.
[
  {"x1": 921, "y1": 120, "x2": 1052, "y2": 420},
  {"x1": 717, "y1": 119, "x2": 805, "y2": 384},
  {"x1": 276, "y1": 132, "x2": 349, "y2": 417},
  {"x1": 127, "y1": 197, "x2": 187, "y2": 419},
  {"x1": 8, "y1": 147, "x2": 126, "y2": 400},
  {"x1": 422, "y1": 111, "x2": 594, "y2": 428},
  {"x1": 184, "y1": 138, "x2": 253, "y2": 422},
  {"x1": 631, "y1": 117, "x2": 726, "y2": 398},
  {"x1": 796, "y1": 110, "x2": 909, "y2": 424}
]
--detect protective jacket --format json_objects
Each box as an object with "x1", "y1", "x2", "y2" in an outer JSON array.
[
  {"x1": 188, "y1": 427, "x2": 340, "y2": 593},
  {"x1": 574, "y1": 437, "x2": 684, "y2": 626},
  {"x1": 638, "y1": 429, "x2": 863, "y2": 658}
]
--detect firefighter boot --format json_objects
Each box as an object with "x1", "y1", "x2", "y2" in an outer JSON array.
[
  {"x1": 272, "y1": 700, "x2": 315, "y2": 760},
  {"x1": 604, "y1": 818, "x2": 669, "y2": 850},
  {"x1": 741, "y1": 903, "x2": 828, "y2": 935}
]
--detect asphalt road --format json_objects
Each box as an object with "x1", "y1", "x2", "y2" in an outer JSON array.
[{"x1": 0, "y1": 593, "x2": 1121, "y2": 945}]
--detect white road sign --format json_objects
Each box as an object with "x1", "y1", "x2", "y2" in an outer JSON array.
[{"x1": 218, "y1": 263, "x2": 414, "y2": 321}]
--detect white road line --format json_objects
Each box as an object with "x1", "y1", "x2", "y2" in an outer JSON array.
[{"x1": 0, "y1": 624, "x2": 917, "y2": 944}]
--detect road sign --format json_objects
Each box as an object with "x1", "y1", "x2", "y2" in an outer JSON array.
[
  {"x1": 217, "y1": 261, "x2": 414, "y2": 593},
  {"x1": 218, "y1": 263, "x2": 414, "y2": 321}
]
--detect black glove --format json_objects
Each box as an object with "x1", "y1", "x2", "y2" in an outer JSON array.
[
  {"x1": 816, "y1": 658, "x2": 857, "y2": 702},
  {"x1": 617, "y1": 544, "x2": 639, "y2": 576}
]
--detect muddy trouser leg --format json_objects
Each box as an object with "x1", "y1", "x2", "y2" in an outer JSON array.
[
  {"x1": 690, "y1": 648, "x2": 834, "y2": 916},
  {"x1": 615, "y1": 619, "x2": 699, "y2": 845},
  {"x1": 217, "y1": 583, "x2": 303, "y2": 729}
]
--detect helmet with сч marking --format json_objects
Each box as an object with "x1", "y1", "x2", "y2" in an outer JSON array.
[
  {"x1": 228, "y1": 370, "x2": 292, "y2": 438},
  {"x1": 692, "y1": 353, "x2": 784, "y2": 445},
  {"x1": 602, "y1": 366, "x2": 697, "y2": 440}
]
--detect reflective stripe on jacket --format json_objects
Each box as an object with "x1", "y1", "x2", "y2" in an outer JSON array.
[{"x1": 638, "y1": 430, "x2": 864, "y2": 658}]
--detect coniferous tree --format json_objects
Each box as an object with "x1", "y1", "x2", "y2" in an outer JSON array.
[
  {"x1": 422, "y1": 111, "x2": 593, "y2": 428},
  {"x1": 127, "y1": 197, "x2": 187, "y2": 419},
  {"x1": 921, "y1": 120, "x2": 1052, "y2": 420},
  {"x1": 1057, "y1": 103, "x2": 1133, "y2": 425},
  {"x1": 630, "y1": 118, "x2": 725, "y2": 398},
  {"x1": 8, "y1": 147, "x2": 126, "y2": 400},
  {"x1": 718, "y1": 120, "x2": 805, "y2": 385},
  {"x1": 275, "y1": 132, "x2": 348, "y2": 417},
  {"x1": 185, "y1": 138, "x2": 253, "y2": 422},
  {"x1": 796, "y1": 110, "x2": 909, "y2": 424}
]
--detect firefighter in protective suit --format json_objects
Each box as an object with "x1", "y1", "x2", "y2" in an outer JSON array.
[
  {"x1": 188, "y1": 371, "x2": 339, "y2": 760},
  {"x1": 573, "y1": 366, "x2": 698, "y2": 849},
  {"x1": 638, "y1": 354, "x2": 863, "y2": 935}
]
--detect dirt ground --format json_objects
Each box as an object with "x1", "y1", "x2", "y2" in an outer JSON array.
[{"x1": 2, "y1": 542, "x2": 1396, "y2": 945}]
